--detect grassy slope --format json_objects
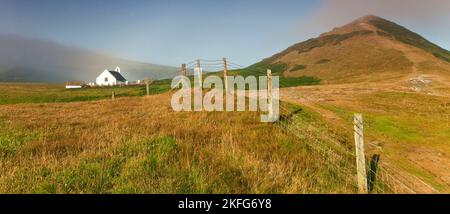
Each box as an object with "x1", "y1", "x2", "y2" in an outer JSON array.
[
  {"x1": 246, "y1": 34, "x2": 415, "y2": 84},
  {"x1": 368, "y1": 18, "x2": 450, "y2": 63},
  {"x1": 262, "y1": 30, "x2": 374, "y2": 63},
  {"x1": 226, "y1": 61, "x2": 321, "y2": 87},
  {"x1": 316, "y1": 92, "x2": 450, "y2": 192},
  {"x1": 0, "y1": 91, "x2": 356, "y2": 193},
  {"x1": 246, "y1": 16, "x2": 450, "y2": 85}
]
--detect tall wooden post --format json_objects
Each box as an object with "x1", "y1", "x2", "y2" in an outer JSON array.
[
  {"x1": 223, "y1": 58, "x2": 228, "y2": 94},
  {"x1": 146, "y1": 80, "x2": 150, "y2": 96},
  {"x1": 354, "y1": 113, "x2": 368, "y2": 194},
  {"x1": 267, "y1": 69, "x2": 273, "y2": 119},
  {"x1": 196, "y1": 59, "x2": 202, "y2": 88},
  {"x1": 193, "y1": 59, "x2": 203, "y2": 110},
  {"x1": 181, "y1": 63, "x2": 186, "y2": 77},
  {"x1": 112, "y1": 91, "x2": 115, "y2": 100}
]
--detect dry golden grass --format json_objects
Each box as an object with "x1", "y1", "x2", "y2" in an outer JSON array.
[
  {"x1": 281, "y1": 83, "x2": 450, "y2": 193},
  {"x1": 0, "y1": 91, "x2": 357, "y2": 193}
]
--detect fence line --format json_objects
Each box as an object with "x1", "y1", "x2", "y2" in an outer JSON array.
[{"x1": 175, "y1": 58, "x2": 439, "y2": 194}]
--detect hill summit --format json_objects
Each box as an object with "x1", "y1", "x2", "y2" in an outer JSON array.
[{"x1": 252, "y1": 15, "x2": 450, "y2": 85}]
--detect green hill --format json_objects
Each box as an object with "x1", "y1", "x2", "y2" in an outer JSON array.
[{"x1": 245, "y1": 15, "x2": 450, "y2": 84}]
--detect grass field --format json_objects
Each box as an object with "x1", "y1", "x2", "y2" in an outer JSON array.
[
  {"x1": 0, "y1": 69, "x2": 320, "y2": 105},
  {"x1": 0, "y1": 80, "x2": 448, "y2": 193},
  {"x1": 328, "y1": 92, "x2": 450, "y2": 192},
  {"x1": 0, "y1": 87, "x2": 356, "y2": 193},
  {"x1": 0, "y1": 80, "x2": 171, "y2": 105},
  {"x1": 281, "y1": 83, "x2": 450, "y2": 193}
]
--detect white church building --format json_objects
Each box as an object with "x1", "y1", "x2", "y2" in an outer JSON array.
[{"x1": 96, "y1": 66, "x2": 127, "y2": 86}]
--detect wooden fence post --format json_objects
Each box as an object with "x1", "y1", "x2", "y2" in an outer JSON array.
[
  {"x1": 196, "y1": 59, "x2": 201, "y2": 69},
  {"x1": 146, "y1": 80, "x2": 150, "y2": 96},
  {"x1": 267, "y1": 69, "x2": 273, "y2": 119},
  {"x1": 196, "y1": 59, "x2": 202, "y2": 88},
  {"x1": 223, "y1": 57, "x2": 228, "y2": 94},
  {"x1": 181, "y1": 63, "x2": 186, "y2": 77},
  {"x1": 354, "y1": 113, "x2": 368, "y2": 194},
  {"x1": 112, "y1": 91, "x2": 115, "y2": 100}
]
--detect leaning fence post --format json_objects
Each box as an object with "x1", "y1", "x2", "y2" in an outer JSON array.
[
  {"x1": 267, "y1": 69, "x2": 273, "y2": 120},
  {"x1": 354, "y1": 113, "x2": 368, "y2": 194}
]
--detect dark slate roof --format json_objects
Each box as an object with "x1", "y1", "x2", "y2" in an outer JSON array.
[{"x1": 108, "y1": 71, "x2": 127, "y2": 82}]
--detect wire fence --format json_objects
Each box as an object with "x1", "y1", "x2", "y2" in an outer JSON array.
[{"x1": 175, "y1": 58, "x2": 441, "y2": 194}]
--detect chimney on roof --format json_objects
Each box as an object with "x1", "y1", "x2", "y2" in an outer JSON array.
[{"x1": 115, "y1": 66, "x2": 121, "y2": 73}]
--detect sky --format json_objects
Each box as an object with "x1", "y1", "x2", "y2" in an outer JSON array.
[{"x1": 1, "y1": 0, "x2": 450, "y2": 67}]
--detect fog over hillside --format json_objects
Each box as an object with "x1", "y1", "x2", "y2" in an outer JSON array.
[{"x1": 0, "y1": 35, "x2": 179, "y2": 83}]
